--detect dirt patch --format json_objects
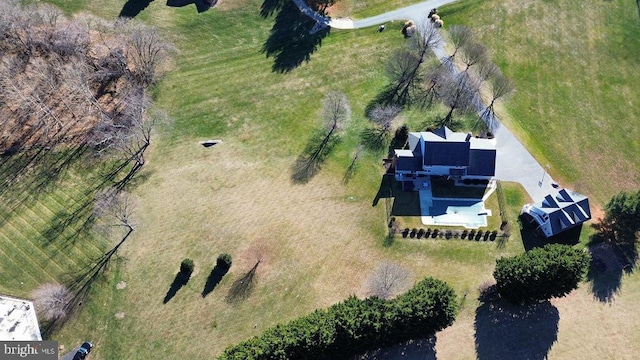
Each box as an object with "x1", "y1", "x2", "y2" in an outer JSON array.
[
  {"x1": 116, "y1": 281, "x2": 127, "y2": 289},
  {"x1": 115, "y1": 311, "x2": 125, "y2": 319}
]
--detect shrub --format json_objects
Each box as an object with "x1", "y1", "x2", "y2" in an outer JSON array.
[
  {"x1": 220, "y1": 278, "x2": 457, "y2": 360},
  {"x1": 431, "y1": 229, "x2": 439, "y2": 238},
  {"x1": 180, "y1": 258, "x2": 195, "y2": 275},
  {"x1": 402, "y1": 228, "x2": 410, "y2": 238},
  {"x1": 490, "y1": 230, "x2": 498, "y2": 241},
  {"x1": 445, "y1": 230, "x2": 452, "y2": 239},
  {"x1": 410, "y1": 228, "x2": 417, "y2": 238},
  {"x1": 494, "y1": 244, "x2": 590, "y2": 304},
  {"x1": 417, "y1": 229, "x2": 425, "y2": 239},
  {"x1": 217, "y1": 253, "x2": 233, "y2": 269},
  {"x1": 469, "y1": 229, "x2": 476, "y2": 239},
  {"x1": 461, "y1": 230, "x2": 468, "y2": 239},
  {"x1": 475, "y1": 230, "x2": 483, "y2": 240},
  {"x1": 453, "y1": 231, "x2": 459, "y2": 239},
  {"x1": 483, "y1": 232, "x2": 490, "y2": 241}
]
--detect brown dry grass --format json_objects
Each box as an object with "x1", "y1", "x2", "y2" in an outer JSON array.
[{"x1": 114, "y1": 138, "x2": 388, "y2": 357}]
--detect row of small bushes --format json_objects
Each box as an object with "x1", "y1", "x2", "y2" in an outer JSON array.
[
  {"x1": 219, "y1": 277, "x2": 458, "y2": 360},
  {"x1": 400, "y1": 228, "x2": 509, "y2": 241},
  {"x1": 461, "y1": 178, "x2": 490, "y2": 185}
]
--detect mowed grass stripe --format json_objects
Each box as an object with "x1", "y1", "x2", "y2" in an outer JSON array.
[
  {"x1": 0, "y1": 241, "x2": 44, "y2": 293},
  {"x1": 0, "y1": 229, "x2": 58, "y2": 286},
  {"x1": 4, "y1": 216, "x2": 68, "y2": 274}
]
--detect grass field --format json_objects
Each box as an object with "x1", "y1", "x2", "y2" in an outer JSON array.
[
  {"x1": 2, "y1": 0, "x2": 639, "y2": 358},
  {"x1": 442, "y1": 0, "x2": 640, "y2": 205}
]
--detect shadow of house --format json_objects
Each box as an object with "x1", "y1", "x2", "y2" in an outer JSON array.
[
  {"x1": 358, "y1": 336, "x2": 436, "y2": 360},
  {"x1": 163, "y1": 271, "x2": 191, "y2": 304},
  {"x1": 262, "y1": 0, "x2": 330, "y2": 73},
  {"x1": 201, "y1": 264, "x2": 229, "y2": 298},
  {"x1": 475, "y1": 299, "x2": 558, "y2": 360},
  {"x1": 519, "y1": 214, "x2": 581, "y2": 251}
]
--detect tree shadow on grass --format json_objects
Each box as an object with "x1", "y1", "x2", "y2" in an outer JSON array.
[
  {"x1": 586, "y1": 250, "x2": 623, "y2": 303},
  {"x1": 163, "y1": 272, "x2": 191, "y2": 304},
  {"x1": 201, "y1": 264, "x2": 230, "y2": 298},
  {"x1": 358, "y1": 336, "x2": 436, "y2": 360},
  {"x1": 262, "y1": 0, "x2": 330, "y2": 73},
  {"x1": 475, "y1": 298, "x2": 559, "y2": 360},
  {"x1": 118, "y1": 0, "x2": 154, "y2": 18},
  {"x1": 586, "y1": 226, "x2": 635, "y2": 303},
  {"x1": 291, "y1": 129, "x2": 340, "y2": 184},
  {"x1": 226, "y1": 261, "x2": 260, "y2": 303}
]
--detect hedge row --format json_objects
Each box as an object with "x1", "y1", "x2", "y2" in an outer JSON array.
[
  {"x1": 400, "y1": 228, "x2": 509, "y2": 241},
  {"x1": 219, "y1": 277, "x2": 458, "y2": 360}
]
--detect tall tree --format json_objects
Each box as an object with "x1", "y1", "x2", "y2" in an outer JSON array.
[
  {"x1": 604, "y1": 190, "x2": 640, "y2": 240},
  {"x1": 385, "y1": 24, "x2": 440, "y2": 106},
  {"x1": 494, "y1": 244, "x2": 590, "y2": 304},
  {"x1": 447, "y1": 25, "x2": 474, "y2": 63},
  {"x1": 480, "y1": 73, "x2": 515, "y2": 132},
  {"x1": 460, "y1": 41, "x2": 488, "y2": 72},
  {"x1": 439, "y1": 72, "x2": 479, "y2": 128}
]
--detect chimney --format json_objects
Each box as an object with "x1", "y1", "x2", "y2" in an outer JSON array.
[{"x1": 465, "y1": 132, "x2": 472, "y2": 142}]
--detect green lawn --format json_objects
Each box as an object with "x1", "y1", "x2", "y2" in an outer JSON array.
[
  {"x1": 442, "y1": 0, "x2": 640, "y2": 205},
  {"x1": 3, "y1": 0, "x2": 639, "y2": 359}
]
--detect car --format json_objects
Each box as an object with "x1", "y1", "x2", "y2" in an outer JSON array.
[{"x1": 73, "y1": 342, "x2": 93, "y2": 360}]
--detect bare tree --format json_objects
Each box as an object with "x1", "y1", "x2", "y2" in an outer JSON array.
[
  {"x1": 480, "y1": 73, "x2": 515, "y2": 132},
  {"x1": 292, "y1": 92, "x2": 350, "y2": 182},
  {"x1": 368, "y1": 104, "x2": 402, "y2": 134},
  {"x1": 475, "y1": 61, "x2": 500, "y2": 84},
  {"x1": 32, "y1": 283, "x2": 71, "y2": 321},
  {"x1": 322, "y1": 91, "x2": 351, "y2": 134},
  {"x1": 448, "y1": 25, "x2": 474, "y2": 60},
  {"x1": 126, "y1": 24, "x2": 173, "y2": 87},
  {"x1": 366, "y1": 261, "x2": 412, "y2": 299},
  {"x1": 439, "y1": 72, "x2": 480, "y2": 128},
  {"x1": 385, "y1": 23, "x2": 440, "y2": 106},
  {"x1": 362, "y1": 104, "x2": 402, "y2": 152},
  {"x1": 343, "y1": 145, "x2": 363, "y2": 184},
  {"x1": 460, "y1": 41, "x2": 488, "y2": 72},
  {"x1": 419, "y1": 61, "x2": 450, "y2": 109}
]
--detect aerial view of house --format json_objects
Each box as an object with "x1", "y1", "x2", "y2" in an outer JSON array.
[
  {"x1": 0, "y1": 0, "x2": 639, "y2": 359},
  {"x1": 393, "y1": 126, "x2": 496, "y2": 190}
]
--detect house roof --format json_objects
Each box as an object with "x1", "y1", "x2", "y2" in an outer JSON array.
[
  {"x1": 0, "y1": 295, "x2": 42, "y2": 341},
  {"x1": 531, "y1": 189, "x2": 591, "y2": 236},
  {"x1": 394, "y1": 149, "x2": 422, "y2": 172},
  {"x1": 400, "y1": 127, "x2": 496, "y2": 174},
  {"x1": 468, "y1": 149, "x2": 496, "y2": 176}
]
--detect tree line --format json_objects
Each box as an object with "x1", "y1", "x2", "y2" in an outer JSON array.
[{"x1": 219, "y1": 277, "x2": 457, "y2": 360}]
